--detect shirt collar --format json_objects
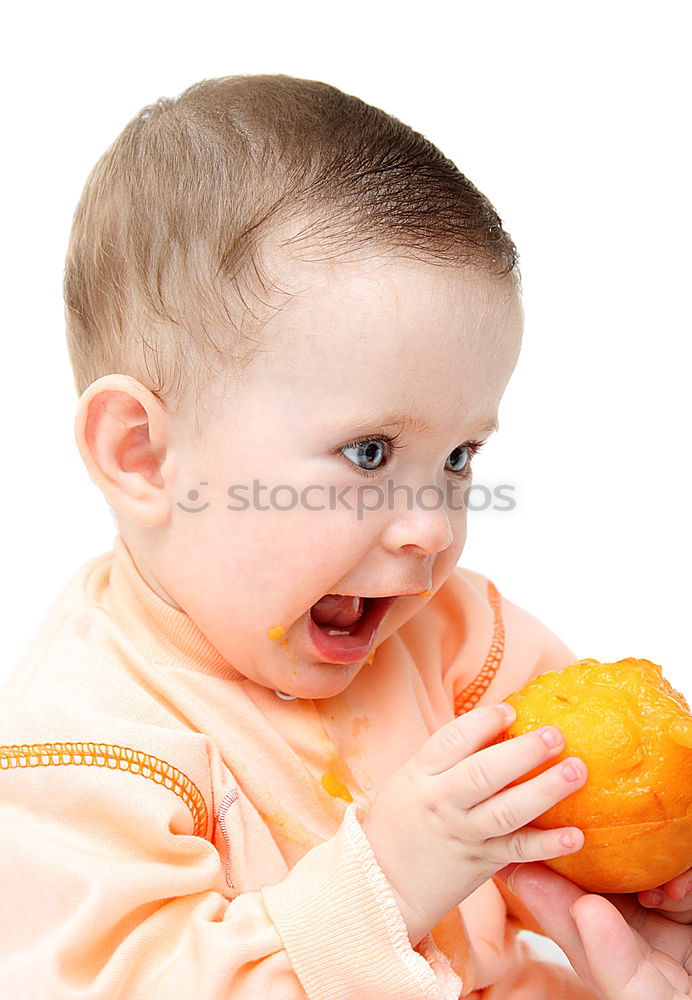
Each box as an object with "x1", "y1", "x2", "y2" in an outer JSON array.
[{"x1": 98, "y1": 534, "x2": 246, "y2": 682}]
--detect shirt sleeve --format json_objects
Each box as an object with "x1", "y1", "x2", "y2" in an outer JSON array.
[{"x1": 0, "y1": 729, "x2": 461, "y2": 1000}]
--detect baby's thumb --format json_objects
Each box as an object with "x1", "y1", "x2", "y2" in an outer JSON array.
[{"x1": 415, "y1": 704, "x2": 515, "y2": 777}]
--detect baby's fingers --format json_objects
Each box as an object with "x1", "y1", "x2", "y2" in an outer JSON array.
[
  {"x1": 639, "y1": 870, "x2": 692, "y2": 924},
  {"x1": 468, "y1": 756, "x2": 587, "y2": 862},
  {"x1": 416, "y1": 704, "x2": 515, "y2": 777}
]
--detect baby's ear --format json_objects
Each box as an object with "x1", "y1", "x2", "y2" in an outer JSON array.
[{"x1": 74, "y1": 374, "x2": 171, "y2": 528}]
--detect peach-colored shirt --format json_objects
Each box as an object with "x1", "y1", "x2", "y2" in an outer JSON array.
[{"x1": 0, "y1": 534, "x2": 597, "y2": 998}]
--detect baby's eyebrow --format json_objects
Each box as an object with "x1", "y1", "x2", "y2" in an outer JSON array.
[{"x1": 330, "y1": 413, "x2": 499, "y2": 437}]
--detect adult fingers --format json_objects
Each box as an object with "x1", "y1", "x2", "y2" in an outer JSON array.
[
  {"x1": 572, "y1": 894, "x2": 690, "y2": 998},
  {"x1": 603, "y1": 893, "x2": 692, "y2": 970},
  {"x1": 502, "y1": 862, "x2": 599, "y2": 991}
]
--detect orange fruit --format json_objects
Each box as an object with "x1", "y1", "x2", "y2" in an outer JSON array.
[{"x1": 496, "y1": 657, "x2": 692, "y2": 892}]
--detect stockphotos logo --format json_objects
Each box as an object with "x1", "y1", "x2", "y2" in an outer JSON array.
[{"x1": 176, "y1": 479, "x2": 516, "y2": 521}]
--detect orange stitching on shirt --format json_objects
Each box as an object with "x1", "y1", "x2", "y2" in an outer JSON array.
[
  {"x1": 454, "y1": 580, "x2": 505, "y2": 716},
  {"x1": 0, "y1": 742, "x2": 208, "y2": 838},
  {"x1": 217, "y1": 786, "x2": 239, "y2": 890}
]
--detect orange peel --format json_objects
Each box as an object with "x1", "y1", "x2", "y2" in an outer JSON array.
[{"x1": 497, "y1": 657, "x2": 692, "y2": 892}]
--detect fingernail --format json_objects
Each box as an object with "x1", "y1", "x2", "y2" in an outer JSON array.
[
  {"x1": 560, "y1": 760, "x2": 582, "y2": 782},
  {"x1": 498, "y1": 704, "x2": 516, "y2": 722},
  {"x1": 646, "y1": 890, "x2": 664, "y2": 905},
  {"x1": 504, "y1": 863, "x2": 520, "y2": 885},
  {"x1": 541, "y1": 727, "x2": 562, "y2": 749},
  {"x1": 495, "y1": 863, "x2": 519, "y2": 891}
]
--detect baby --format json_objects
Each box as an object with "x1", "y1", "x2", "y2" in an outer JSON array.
[{"x1": 1, "y1": 74, "x2": 689, "y2": 1000}]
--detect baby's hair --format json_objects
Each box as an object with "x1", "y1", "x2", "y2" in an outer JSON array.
[{"x1": 63, "y1": 73, "x2": 519, "y2": 437}]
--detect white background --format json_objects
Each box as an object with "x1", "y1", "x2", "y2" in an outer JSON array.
[{"x1": 1, "y1": 0, "x2": 689, "y2": 972}]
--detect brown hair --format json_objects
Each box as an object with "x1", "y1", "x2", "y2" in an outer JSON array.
[{"x1": 64, "y1": 73, "x2": 519, "y2": 435}]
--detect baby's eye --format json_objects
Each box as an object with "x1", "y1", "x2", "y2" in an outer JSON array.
[
  {"x1": 341, "y1": 438, "x2": 390, "y2": 476},
  {"x1": 446, "y1": 440, "x2": 486, "y2": 477},
  {"x1": 340, "y1": 436, "x2": 485, "y2": 479},
  {"x1": 445, "y1": 445, "x2": 470, "y2": 475}
]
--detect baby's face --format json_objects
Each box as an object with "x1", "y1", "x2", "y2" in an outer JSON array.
[{"x1": 142, "y1": 255, "x2": 522, "y2": 699}]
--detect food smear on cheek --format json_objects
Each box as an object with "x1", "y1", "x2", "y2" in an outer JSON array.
[
  {"x1": 267, "y1": 623, "x2": 295, "y2": 671},
  {"x1": 363, "y1": 648, "x2": 376, "y2": 667}
]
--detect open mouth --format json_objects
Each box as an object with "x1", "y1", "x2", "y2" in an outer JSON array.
[
  {"x1": 311, "y1": 594, "x2": 366, "y2": 634},
  {"x1": 307, "y1": 594, "x2": 397, "y2": 664}
]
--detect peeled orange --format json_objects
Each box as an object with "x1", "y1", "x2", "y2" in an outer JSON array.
[{"x1": 497, "y1": 657, "x2": 692, "y2": 892}]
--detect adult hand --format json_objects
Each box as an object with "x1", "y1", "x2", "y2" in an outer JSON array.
[{"x1": 496, "y1": 862, "x2": 691, "y2": 998}]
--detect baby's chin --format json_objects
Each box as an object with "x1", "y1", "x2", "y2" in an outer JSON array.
[
  {"x1": 265, "y1": 632, "x2": 376, "y2": 701},
  {"x1": 245, "y1": 592, "x2": 423, "y2": 698},
  {"x1": 269, "y1": 661, "x2": 365, "y2": 702}
]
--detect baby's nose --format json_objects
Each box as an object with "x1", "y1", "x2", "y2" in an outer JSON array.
[{"x1": 381, "y1": 505, "x2": 454, "y2": 556}]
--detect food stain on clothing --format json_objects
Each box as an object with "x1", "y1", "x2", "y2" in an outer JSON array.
[
  {"x1": 320, "y1": 772, "x2": 353, "y2": 802},
  {"x1": 257, "y1": 791, "x2": 324, "y2": 861}
]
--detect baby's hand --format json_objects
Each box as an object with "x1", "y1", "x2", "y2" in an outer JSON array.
[
  {"x1": 639, "y1": 868, "x2": 692, "y2": 925},
  {"x1": 360, "y1": 703, "x2": 587, "y2": 947}
]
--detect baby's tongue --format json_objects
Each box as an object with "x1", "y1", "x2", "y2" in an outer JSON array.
[{"x1": 311, "y1": 594, "x2": 365, "y2": 628}]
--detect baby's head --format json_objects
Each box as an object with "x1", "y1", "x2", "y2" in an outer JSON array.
[{"x1": 68, "y1": 74, "x2": 523, "y2": 698}]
